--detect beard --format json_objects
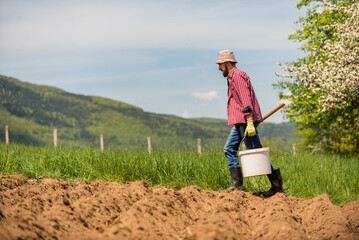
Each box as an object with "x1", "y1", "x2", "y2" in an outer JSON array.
[{"x1": 222, "y1": 65, "x2": 229, "y2": 77}]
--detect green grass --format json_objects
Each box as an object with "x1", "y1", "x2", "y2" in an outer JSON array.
[{"x1": 0, "y1": 143, "x2": 358, "y2": 205}]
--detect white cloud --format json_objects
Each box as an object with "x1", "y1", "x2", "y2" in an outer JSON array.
[
  {"x1": 182, "y1": 109, "x2": 189, "y2": 118},
  {"x1": 192, "y1": 91, "x2": 219, "y2": 100}
]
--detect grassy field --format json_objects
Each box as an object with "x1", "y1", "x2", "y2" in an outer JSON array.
[{"x1": 0, "y1": 143, "x2": 358, "y2": 205}]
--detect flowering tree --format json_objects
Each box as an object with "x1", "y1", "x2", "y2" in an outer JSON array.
[{"x1": 275, "y1": 0, "x2": 359, "y2": 155}]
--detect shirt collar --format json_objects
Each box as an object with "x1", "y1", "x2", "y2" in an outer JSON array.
[{"x1": 227, "y1": 67, "x2": 237, "y2": 79}]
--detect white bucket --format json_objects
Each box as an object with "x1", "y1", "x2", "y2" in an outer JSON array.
[{"x1": 239, "y1": 147, "x2": 271, "y2": 177}]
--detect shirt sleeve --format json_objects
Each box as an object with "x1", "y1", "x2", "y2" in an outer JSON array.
[{"x1": 232, "y1": 72, "x2": 253, "y2": 116}]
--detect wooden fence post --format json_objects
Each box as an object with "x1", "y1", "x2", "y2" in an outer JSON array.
[
  {"x1": 292, "y1": 144, "x2": 296, "y2": 155},
  {"x1": 53, "y1": 129, "x2": 57, "y2": 148},
  {"x1": 147, "y1": 137, "x2": 152, "y2": 154},
  {"x1": 197, "y1": 138, "x2": 202, "y2": 154},
  {"x1": 100, "y1": 134, "x2": 104, "y2": 151},
  {"x1": 5, "y1": 126, "x2": 9, "y2": 144}
]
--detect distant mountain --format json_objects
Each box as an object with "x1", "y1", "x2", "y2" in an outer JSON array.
[{"x1": 0, "y1": 75, "x2": 299, "y2": 150}]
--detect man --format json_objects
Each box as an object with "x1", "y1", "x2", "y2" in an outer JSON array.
[{"x1": 216, "y1": 50, "x2": 284, "y2": 197}]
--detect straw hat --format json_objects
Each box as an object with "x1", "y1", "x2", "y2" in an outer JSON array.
[{"x1": 216, "y1": 50, "x2": 237, "y2": 64}]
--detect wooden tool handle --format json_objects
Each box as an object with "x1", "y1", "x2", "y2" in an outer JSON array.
[{"x1": 262, "y1": 103, "x2": 285, "y2": 121}]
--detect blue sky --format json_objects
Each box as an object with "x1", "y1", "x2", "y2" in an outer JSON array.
[{"x1": 0, "y1": 0, "x2": 304, "y2": 123}]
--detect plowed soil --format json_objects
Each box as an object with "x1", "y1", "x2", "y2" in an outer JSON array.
[{"x1": 0, "y1": 175, "x2": 358, "y2": 240}]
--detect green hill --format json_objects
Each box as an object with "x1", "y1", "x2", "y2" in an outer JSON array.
[{"x1": 0, "y1": 75, "x2": 299, "y2": 151}]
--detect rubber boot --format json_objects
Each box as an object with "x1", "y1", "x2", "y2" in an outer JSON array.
[
  {"x1": 260, "y1": 168, "x2": 285, "y2": 198},
  {"x1": 220, "y1": 167, "x2": 246, "y2": 193}
]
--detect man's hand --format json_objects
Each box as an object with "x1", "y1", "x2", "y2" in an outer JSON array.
[{"x1": 244, "y1": 121, "x2": 256, "y2": 137}]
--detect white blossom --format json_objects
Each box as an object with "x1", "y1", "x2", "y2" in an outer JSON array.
[{"x1": 278, "y1": 2, "x2": 359, "y2": 112}]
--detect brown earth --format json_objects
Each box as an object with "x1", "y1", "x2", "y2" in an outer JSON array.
[{"x1": 0, "y1": 175, "x2": 358, "y2": 240}]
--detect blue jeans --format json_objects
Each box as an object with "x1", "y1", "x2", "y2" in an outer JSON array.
[{"x1": 224, "y1": 123, "x2": 275, "y2": 170}]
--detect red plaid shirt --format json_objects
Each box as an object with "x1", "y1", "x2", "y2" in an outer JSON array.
[{"x1": 227, "y1": 67, "x2": 262, "y2": 125}]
